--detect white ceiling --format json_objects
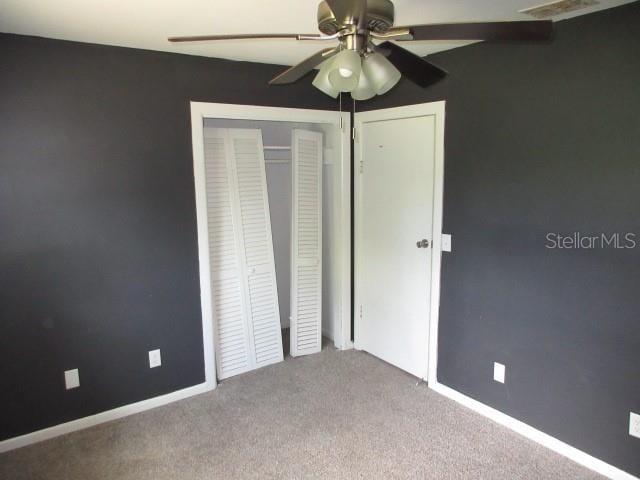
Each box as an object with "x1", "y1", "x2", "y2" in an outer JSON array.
[{"x1": 0, "y1": 0, "x2": 635, "y2": 66}]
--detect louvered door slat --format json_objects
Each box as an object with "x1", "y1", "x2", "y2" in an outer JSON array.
[{"x1": 290, "y1": 129, "x2": 323, "y2": 357}]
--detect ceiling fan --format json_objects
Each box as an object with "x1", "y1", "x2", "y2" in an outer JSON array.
[{"x1": 169, "y1": 0, "x2": 553, "y2": 100}]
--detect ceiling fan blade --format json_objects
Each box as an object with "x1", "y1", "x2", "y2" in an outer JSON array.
[
  {"x1": 376, "y1": 42, "x2": 447, "y2": 88},
  {"x1": 391, "y1": 20, "x2": 553, "y2": 42},
  {"x1": 325, "y1": 0, "x2": 368, "y2": 27},
  {"x1": 168, "y1": 33, "x2": 322, "y2": 42},
  {"x1": 269, "y1": 47, "x2": 340, "y2": 85}
]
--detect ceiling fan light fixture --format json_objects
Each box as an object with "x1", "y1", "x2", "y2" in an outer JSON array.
[
  {"x1": 362, "y1": 52, "x2": 401, "y2": 95},
  {"x1": 328, "y1": 49, "x2": 361, "y2": 92},
  {"x1": 312, "y1": 57, "x2": 340, "y2": 98},
  {"x1": 351, "y1": 70, "x2": 376, "y2": 101}
]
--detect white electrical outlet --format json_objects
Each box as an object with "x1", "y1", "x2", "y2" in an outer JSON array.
[
  {"x1": 630, "y1": 412, "x2": 640, "y2": 439},
  {"x1": 493, "y1": 362, "x2": 506, "y2": 383},
  {"x1": 64, "y1": 369, "x2": 80, "y2": 390},
  {"x1": 442, "y1": 234, "x2": 452, "y2": 252},
  {"x1": 148, "y1": 349, "x2": 162, "y2": 368}
]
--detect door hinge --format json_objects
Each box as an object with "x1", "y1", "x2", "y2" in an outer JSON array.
[
  {"x1": 352, "y1": 127, "x2": 357, "y2": 141},
  {"x1": 340, "y1": 117, "x2": 344, "y2": 130},
  {"x1": 359, "y1": 159, "x2": 364, "y2": 174}
]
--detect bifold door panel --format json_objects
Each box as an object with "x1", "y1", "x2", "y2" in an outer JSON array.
[
  {"x1": 204, "y1": 127, "x2": 283, "y2": 379},
  {"x1": 290, "y1": 129, "x2": 323, "y2": 357}
]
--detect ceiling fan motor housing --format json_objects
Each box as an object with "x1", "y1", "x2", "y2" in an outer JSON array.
[{"x1": 317, "y1": 0, "x2": 395, "y2": 35}]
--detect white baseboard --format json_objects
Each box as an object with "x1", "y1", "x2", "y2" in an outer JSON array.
[
  {"x1": 339, "y1": 340, "x2": 354, "y2": 350},
  {"x1": 430, "y1": 381, "x2": 638, "y2": 480},
  {"x1": 0, "y1": 380, "x2": 215, "y2": 454}
]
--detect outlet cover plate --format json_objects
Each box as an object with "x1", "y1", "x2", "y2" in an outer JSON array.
[
  {"x1": 493, "y1": 362, "x2": 506, "y2": 383},
  {"x1": 149, "y1": 349, "x2": 162, "y2": 368},
  {"x1": 630, "y1": 412, "x2": 640, "y2": 439},
  {"x1": 64, "y1": 369, "x2": 80, "y2": 390}
]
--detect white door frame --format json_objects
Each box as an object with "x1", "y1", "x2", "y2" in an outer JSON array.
[
  {"x1": 354, "y1": 101, "x2": 445, "y2": 384},
  {"x1": 191, "y1": 101, "x2": 352, "y2": 387}
]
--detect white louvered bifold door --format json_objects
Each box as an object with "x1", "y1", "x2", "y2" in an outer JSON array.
[
  {"x1": 204, "y1": 128, "x2": 252, "y2": 380},
  {"x1": 204, "y1": 127, "x2": 283, "y2": 380},
  {"x1": 290, "y1": 129, "x2": 323, "y2": 357},
  {"x1": 228, "y1": 129, "x2": 284, "y2": 369}
]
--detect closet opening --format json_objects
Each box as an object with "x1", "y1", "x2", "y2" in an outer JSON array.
[{"x1": 191, "y1": 103, "x2": 351, "y2": 384}]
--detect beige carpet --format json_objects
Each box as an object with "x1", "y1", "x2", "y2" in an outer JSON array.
[{"x1": 0, "y1": 345, "x2": 602, "y2": 479}]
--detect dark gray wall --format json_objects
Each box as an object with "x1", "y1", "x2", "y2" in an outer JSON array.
[
  {"x1": 362, "y1": 2, "x2": 640, "y2": 475},
  {"x1": 0, "y1": 33, "x2": 335, "y2": 440},
  {"x1": 2, "y1": 2, "x2": 639, "y2": 474}
]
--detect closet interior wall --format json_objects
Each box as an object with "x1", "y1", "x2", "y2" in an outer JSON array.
[{"x1": 203, "y1": 118, "x2": 340, "y2": 344}]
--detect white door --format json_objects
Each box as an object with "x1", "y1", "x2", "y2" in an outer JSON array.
[
  {"x1": 230, "y1": 129, "x2": 284, "y2": 370},
  {"x1": 204, "y1": 127, "x2": 251, "y2": 379},
  {"x1": 204, "y1": 127, "x2": 283, "y2": 380},
  {"x1": 290, "y1": 129, "x2": 323, "y2": 356},
  {"x1": 355, "y1": 113, "x2": 437, "y2": 379}
]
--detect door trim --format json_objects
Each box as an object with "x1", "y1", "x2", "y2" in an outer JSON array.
[
  {"x1": 354, "y1": 101, "x2": 445, "y2": 383},
  {"x1": 191, "y1": 102, "x2": 352, "y2": 387}
]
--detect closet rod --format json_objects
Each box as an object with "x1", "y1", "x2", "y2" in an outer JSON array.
[
  {"x1": 265, "y1": 159, "x2": 290, "y2": 164},
  {"x1": 263, "y1": 145, "x2": 291, "y2": 151}
]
